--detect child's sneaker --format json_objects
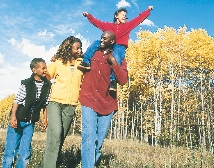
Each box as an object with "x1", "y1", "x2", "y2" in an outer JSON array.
[
  {"x1": 109, "y1": 80, "x2": 117, "y2": 91},
  {"x1": 78, "y1": 62, "x2": 91, "y2": 70}
]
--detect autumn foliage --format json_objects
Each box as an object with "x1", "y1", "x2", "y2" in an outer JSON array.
[
  {"x1": 0, "y1": 94, "x2": 15, "y2": 128},
  {"x1": 119, "y1": 26, "x2": 214, "y2": 150}
]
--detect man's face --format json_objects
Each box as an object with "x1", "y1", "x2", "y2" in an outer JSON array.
[{"x1": 100, "y1": 33, "x2": 114, "y2": 49}]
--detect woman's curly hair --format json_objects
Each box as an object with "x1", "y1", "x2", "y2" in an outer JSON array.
[{"x1": 54, "y1": 36, "x2": 82, "y2": 64}]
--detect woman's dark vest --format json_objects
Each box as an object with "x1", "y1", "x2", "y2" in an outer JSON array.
[{"x1": 16, "y1": 75, "x2": 51, "y2": 122}]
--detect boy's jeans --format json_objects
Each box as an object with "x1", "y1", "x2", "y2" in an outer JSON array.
[
  {"x1": 2, "y1": 122, "x2": 34, "y2": 168},
  {"x1": 43, "y1": 101, "x2": 76, "y2": 168},
  {"x1": 83, "y1": 40, "x2": 126, "y2": 81},
  {"x1": 81, "y1": 105, "x2": 114, "y2": 168}
]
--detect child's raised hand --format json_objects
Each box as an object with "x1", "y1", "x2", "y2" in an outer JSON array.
[
  {"x1": 83, "y1": 12, "x2": 88, "y2": 17},
  {"x1": 148, "y1": 6, "x2": 153, "y2": 10}
]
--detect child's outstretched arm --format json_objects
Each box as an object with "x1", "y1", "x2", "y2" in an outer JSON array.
[
  {"x1": 82, "y1": 11, "x2": 109, "y2": 32},
  {"x1": 126, "y1": 6, "x2": 154, "y2": 31}
]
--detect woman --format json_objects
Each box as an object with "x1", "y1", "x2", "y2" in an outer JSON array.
[{"x1": 43, "y1": 36, "x2": 83, "y2": 168}]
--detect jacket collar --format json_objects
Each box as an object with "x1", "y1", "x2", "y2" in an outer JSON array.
[{"x1": 29, "y1": 73, "x2": 50, "y2": 85}]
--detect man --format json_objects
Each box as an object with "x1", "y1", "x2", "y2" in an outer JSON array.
[{"x1": 79, "y1": 31, "x2": 128, "y2": 168}]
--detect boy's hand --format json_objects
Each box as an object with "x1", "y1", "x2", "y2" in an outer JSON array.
[
  {"x1": 148, "y1": 6, "x2": 153, "y2": 10},
  {"x1": 83, "y1": 12, "x2": 88, "y2": 17},
  {"x1": 10, "y1": 115, "x2": 17, "y2": 128}
]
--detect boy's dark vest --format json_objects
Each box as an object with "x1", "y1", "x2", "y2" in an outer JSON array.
[{"x1": 16, "y1": 75, "x2": 51, "y2": 122}]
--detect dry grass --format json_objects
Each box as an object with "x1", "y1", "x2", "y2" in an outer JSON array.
[{"x1": 0, "y1": 129, "x2": 214, "y2": 168}]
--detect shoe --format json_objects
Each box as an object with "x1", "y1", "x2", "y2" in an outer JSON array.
[
  {"x1": 109, "y1": 80, "x2": 117, "y2": 91},
  {"x1": 78, "y1": 62, "x2": 91, "y2": 70}
]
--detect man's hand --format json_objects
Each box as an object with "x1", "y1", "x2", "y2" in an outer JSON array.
[
  {"x1": 83, "y1": 12, "x2": 88, "y2": 17},
  {"x1": 10, "y1": 115, "x2": 17, "y2": 128},
  {"x1": 148, "y1": 6, "x2": 153, "y2": 10},
  {"x1": 107, "y1": 54, "x2": 117, "y2": 66}
]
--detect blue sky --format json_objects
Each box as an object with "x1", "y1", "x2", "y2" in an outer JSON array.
[{"x1": 0, "y1": 0, "x2": 214, "y2": 99}]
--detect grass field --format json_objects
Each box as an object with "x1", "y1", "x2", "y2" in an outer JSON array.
[{"x1": 0, "y1": 129, "x2": 214, "y2": 168}]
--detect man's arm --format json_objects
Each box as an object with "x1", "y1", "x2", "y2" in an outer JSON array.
[{"x1": 107, "y1": 54, "x2": 128, "y2": 85}]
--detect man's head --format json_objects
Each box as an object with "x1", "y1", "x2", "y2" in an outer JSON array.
[
  {"x1": 113, "y1": 8, "x2": 127, "y2": 24},
  {"x1": 30, "y1": 58, "x2": 47, "y2": 80},
  {"x1": 100, "y1": 31, "x2": 116, "y2": 51}
]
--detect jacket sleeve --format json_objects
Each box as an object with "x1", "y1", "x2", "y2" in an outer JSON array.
[
  {"x1": 87, "y1": 14, "x2": 110, "y2": 31},
  {"x1": 126, "y1": 9, "x2": 150, "y2": 31},
  {"x1": 14, "y1": 84, "x2": 26, "y2": 104},
  {"x1": 47, "y1": 62, "x2": 57, "y2": 80},
  {"x1": 112, "y1": 59, "x2": 128, "y2": 85}
]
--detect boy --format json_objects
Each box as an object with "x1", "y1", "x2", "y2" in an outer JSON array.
[
  {"x1": 2, "y1": 58, "x2": 51, "y2": 168},
  {"x1": 78, "y1": 6, "x2": 153, "y2": 91}
]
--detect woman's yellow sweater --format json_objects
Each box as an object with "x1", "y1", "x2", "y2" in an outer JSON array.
[{"x1": 47, "y1": 58, "x2": 83, "y2": 105}]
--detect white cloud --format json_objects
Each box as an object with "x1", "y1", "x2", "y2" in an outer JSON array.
[
  {"x1": 131, "y1": 0, "x2": 139, "y2": 10},
  {"x1": 140, "y1": 19, "x2": 155, "y2": 27},
  {"x1": 0, "y1": 89, "x2": 17, "y2": 100},
  {"x1": 53, "y1": 25, "x2": 76, "y2": 36},
  {"x1": 69, "y1": 28, "x2": 76, "y2": 35},
  {"x1": 8, "y1": 31, "x2": 91, "y2": 62},
  {"x1": 0, "y1": 61, "x2": 31, "y2": 100},
  {"x1": 0, "y1": 53, "x2": 4, "y2": 64},
  {"x1": 8, "y1": 38, "x2": 58, "y2": 63},
  {"x1": 0, "y1": 54, "x2": 17, "y2": 76},
  {"x1": 116, "y1": 0, "x2": 131, "y2": 8},
  {"x1": 84, "y1": 0, "x2": 95, "y2": 6},
  {"x1": 38, "y1": 30, "x2": 55, "y2": 38},
  {"x1": 20, "y1": 40, "x2": 57, "y2": 63},
  {"x1": 22, "y1": 39, "x2": 46, "y2": 57},
  {"x1": 0, "y1": 65, "x2": 17, "y2": 75},
  {"x1": 8, "y1": 38, "x2": 17, "y2": 46}
]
